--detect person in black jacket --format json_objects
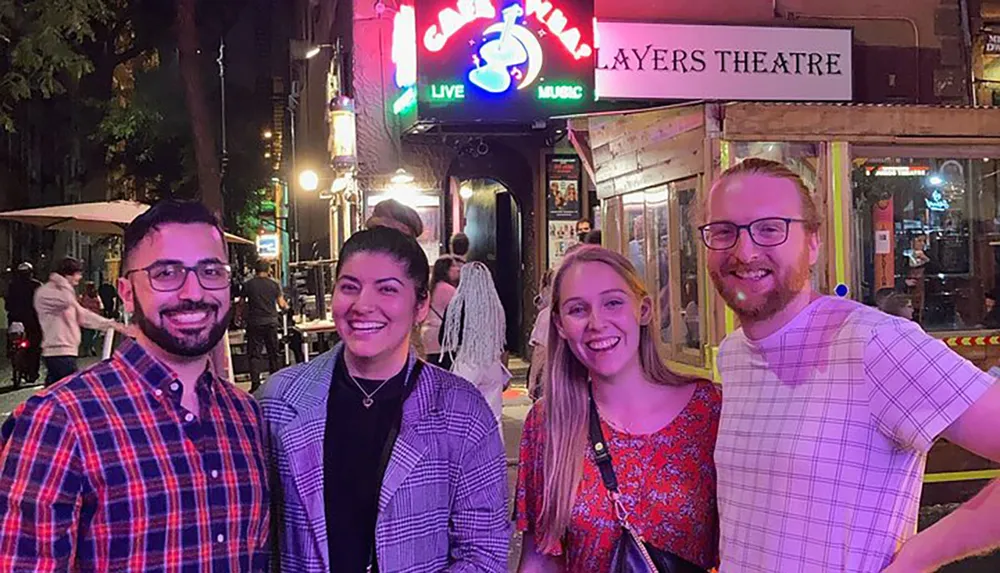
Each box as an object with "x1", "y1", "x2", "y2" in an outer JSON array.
[{"x1": 4, "y1": 263, "x2": 42, "y2": 383}]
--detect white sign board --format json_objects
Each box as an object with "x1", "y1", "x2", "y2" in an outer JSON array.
[
  {"x1": 256, "y1": 233, "x2": 280, "y2": 259},
  {"x1": 595, "y1": 22, "x2": 852, "y2": 101}
]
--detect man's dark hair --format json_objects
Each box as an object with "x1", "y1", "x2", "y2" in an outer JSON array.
[
  {"x1": 337, "y1": 226, "x2": 430, "y2": 301},
  {"x1": 584, "y1": 229, "x2": 602, "y2": 245},
  {"x1": 254, "y1": 260, "x2": 271, "y2": 274},
  {"x1": 56, "y1": 257, "x2": 83, "y2": 277},
  {"x1": 123, "y1": 200, "x2": 223, "y2": 268},
  {"x1": 874, "y1": 287, "x2": 896, "y2": 307},
  {"x1": 450, "y1": 232, "x2": 470, "y2": 256}
]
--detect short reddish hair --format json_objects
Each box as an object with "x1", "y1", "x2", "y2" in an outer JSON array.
[{"x1": 706, "y1": 158, "x2": 821, "y2": 232}]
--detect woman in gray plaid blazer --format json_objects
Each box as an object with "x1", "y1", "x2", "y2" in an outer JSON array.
[{"x1": 259, "y1": 226, "x2": 510, "y2": 572}]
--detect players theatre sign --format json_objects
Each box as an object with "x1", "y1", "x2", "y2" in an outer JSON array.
[
  {"x1": 410, "y1": 0, "x2": 595, "y2": 122},
  {"x1": 390, "y1": 4, "x2": 852, "y2": 124}
]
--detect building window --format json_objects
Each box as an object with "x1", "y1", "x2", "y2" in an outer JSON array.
[
  {"x1": 619, "y1": 180, "x2": 705, "y2": 366},
  {"x1": 853, "y1": 155, "x2": 1000, "y2": 332}
]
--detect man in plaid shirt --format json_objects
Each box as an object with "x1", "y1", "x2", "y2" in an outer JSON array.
[
  {"x1": 702, "y1": 158, "x2": 1000, "y2": 572},
  {"x1": 0, "y1": 200, "x2": 269, "y2": 572}
]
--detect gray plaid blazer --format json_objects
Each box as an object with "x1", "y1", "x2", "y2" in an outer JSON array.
[{"x1": 258, "y1": 344, "x2": 510, "y2": 572}]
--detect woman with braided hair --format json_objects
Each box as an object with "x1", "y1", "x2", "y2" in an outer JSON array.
[{"x1": 440, "y1": 261, "x2": 511, "y2": 433}]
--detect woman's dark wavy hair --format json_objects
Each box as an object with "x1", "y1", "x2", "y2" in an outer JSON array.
[
  {"x1": 336, "y1": 226, "x2": 430, "y2": 301},
  {"x1": 430, "y1": 255, "x2": 459, "y2": 291}
]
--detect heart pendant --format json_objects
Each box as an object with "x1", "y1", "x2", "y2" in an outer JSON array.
[{"x1": 363, "y1": 397, "x2": 374, "y2": 409}]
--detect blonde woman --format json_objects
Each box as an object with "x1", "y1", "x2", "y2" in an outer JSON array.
[{"x1": 515, "y1": 246, "x2": 720, "y2": 572}]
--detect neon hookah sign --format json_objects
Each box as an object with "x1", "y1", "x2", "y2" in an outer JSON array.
[
  {"x1": 413, "y1": 0, "x2": 594, "y2": 120},
  {"x1": 424, "y1": 0, "x2": 592, "y2": 60}
]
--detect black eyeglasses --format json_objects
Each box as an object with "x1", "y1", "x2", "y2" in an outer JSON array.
[
  {"x1": 697, "y1": 217, "x2": 809, "y2": 251},
  {"x1": 124, "y1": 262, "x2": 232, "y2": 292}
]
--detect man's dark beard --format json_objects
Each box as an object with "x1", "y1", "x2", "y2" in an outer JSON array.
[{"x1": 132, "y1": 297, "x2": 232, "y2": 358}]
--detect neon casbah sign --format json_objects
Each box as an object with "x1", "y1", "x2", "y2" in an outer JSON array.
[{"x1": 405, "y1": 0, "x2": 595, "y2": 122}]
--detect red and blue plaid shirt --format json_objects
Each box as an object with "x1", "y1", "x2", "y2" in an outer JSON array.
[{"x1": 0, "y1": 338, "x2": 270, "y2": 572}]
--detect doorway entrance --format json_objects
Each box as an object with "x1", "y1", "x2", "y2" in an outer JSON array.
[{"x1": 450, "y1": 177, "x2": 523, "y2": 351}]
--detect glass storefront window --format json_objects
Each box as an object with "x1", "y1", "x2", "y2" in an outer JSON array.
[
  {"x1": 676, "y1": 180, "x2": 701, "y2": 351},
  {"x1": 853, "y1": 154, "x2": 1000, "y2": 332},
  {"x1": 646, "y1": 187, "x2": 671, "y2": 345},
  {"x1": 619, "y1": 182, "x2": 704, "y2": 364}
]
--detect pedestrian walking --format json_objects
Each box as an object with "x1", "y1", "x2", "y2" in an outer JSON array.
[
  {"x1": 243, "y1": 259, "x2": 287, "y2": 393},
  {"x1": 34, "y1": 257, "x2": 130, "y2": 385},
  {"x1": 78, "y1": 281, "x2": 104, "y2": 356}
]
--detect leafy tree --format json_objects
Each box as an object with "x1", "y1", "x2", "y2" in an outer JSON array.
[{"x1": 0, "y1": 0, "x2": 109, "y2": 130}]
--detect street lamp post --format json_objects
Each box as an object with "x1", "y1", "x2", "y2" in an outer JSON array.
[{"x1": 218, "y1": 37, "x2": 228, "y2": 203}]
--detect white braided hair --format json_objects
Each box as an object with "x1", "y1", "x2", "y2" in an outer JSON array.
[{"x1": 440, "y1": 261, "x2": 506, "y2": 369}]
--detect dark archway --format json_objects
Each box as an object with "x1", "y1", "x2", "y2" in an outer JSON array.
[{"x1": 443, "y1": 139, "x2": 535, "y2": 354}]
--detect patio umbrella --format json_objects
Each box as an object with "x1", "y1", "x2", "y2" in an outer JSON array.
[
  {"x1": 0, "y1": 200, "x2": 254, "y2": 244},
  {"x1": 0, "y1": 199, "x2": 253, "y2": 381}
]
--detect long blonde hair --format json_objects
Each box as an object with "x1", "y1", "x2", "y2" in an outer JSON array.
[{"x1": 538, "y1": 246, "x2": 689, "y2": 551}]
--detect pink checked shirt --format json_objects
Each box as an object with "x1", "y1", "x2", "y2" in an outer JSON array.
[{"x1": 715, "y1": 296, "x2": 994, "y2": 572}]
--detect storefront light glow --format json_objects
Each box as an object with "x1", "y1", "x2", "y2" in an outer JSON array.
[
  {"x1": 537, "y1": 84, "x2": 584, "y2": 100},
  {"x1": 928, "y1": 175, "x2": 944, "y2": 186},
  {"x1": 429, "y1": 83, "x2": 466, "y2": 100},
  {"x1": 392, "y1": 5, "x2": 417, "y2": 89},
  {"x1": 391, "y1": 168, "x2": 415, "y2": 185},
  {"x1": 423, "y1": 0, "x2": 496, "y2": 52},
  {"x1": 392, "y1": 87, "x2": 418, "y2": 115},
  {"x1": 459, "y1": 186, "x2": 474, "y2": 199},
  {"x1": 329, "y1": 96, "x2": 357, "y2": 167},
  {"x1": 299, "y1": 169, "x2": 320, "y2": 192}
]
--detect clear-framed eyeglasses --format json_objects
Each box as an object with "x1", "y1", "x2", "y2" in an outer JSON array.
[
  {"x1": 124, "y1": 262, "x2": 232, "y2": 292},
  {"x1": 697, "y1": 217, "x2": 809, "y2": 251}
]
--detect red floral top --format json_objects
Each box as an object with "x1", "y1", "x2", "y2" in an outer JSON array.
[{"x1": 515, "y1": 381, "x2": 721, "y2": 571}]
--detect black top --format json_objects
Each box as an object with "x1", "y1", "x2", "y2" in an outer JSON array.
[
  {"x1": 243, "y1": 276, "x2": 282, "y2": 327},
  {"x1": 4, "y1": 276, "x2": 41, "y2": 324},
  {"x1": 324, "y1": 357, "x2": 408, "y2": 573}
]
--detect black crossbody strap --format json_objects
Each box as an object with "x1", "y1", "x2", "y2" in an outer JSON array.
[
  {"x1": 374, "y1": 360, "x2": 424, "y2": 485},
  {"x1": 587, "y1": 384, "x2": 620, "y2": 494},
  {"x1": 369, "y1": 359, "x2": 424, "y2": 572}
]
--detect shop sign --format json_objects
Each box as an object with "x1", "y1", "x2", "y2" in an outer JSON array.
[
  {"x1": 594, "y1": 22, "x2": 852, "y2": 101},
  {"x1": 256, "y1": 233, "x2": 280, "y2": 259},
  {"x1": 415, "y1": 0, "x2": 595, "y2": 122},
  {"x1": 985, "y1": 32, "x2": 1000, "y2": 54}
]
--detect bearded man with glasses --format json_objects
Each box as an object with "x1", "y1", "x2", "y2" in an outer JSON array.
[
  {"x1": 703, "y1": 158, "x2": 1000, "y2": 573},
  {"x1": 0, "y1": 200, "x2": 269, "y2": 572}
]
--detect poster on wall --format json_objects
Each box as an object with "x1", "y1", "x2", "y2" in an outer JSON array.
[
  {"x1": 547, "y1": 156, "x2": 581, "y2": 220},
  {"x1": 548, "y1": 220, "x2": 579, "y2": 269},
  {"x1": 547, "y1": 155, "x2": 583, "y2": 268}
]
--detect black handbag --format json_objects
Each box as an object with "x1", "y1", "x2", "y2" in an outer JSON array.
[{"x1": 587, "y1": 390, "x2": 708, "y2": 573}]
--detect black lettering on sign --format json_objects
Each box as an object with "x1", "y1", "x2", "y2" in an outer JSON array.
[
  {"x1": 652, "y1": 48, "x2": 670, "y2": 71},
  {"x1": 715, "y1": 49, "x2": 732, "y2": 72},
  {"x1": 611, "y1": 48, "x2": 631, "y2": 70},
  {"x1": 690, "y1": 49, "x2": 707, "y2": 72},
  {"x1": 790, "y1": 52, "x2": 806, "y2": 74},
  {"x1": 673, "y1": 49, "x2": 689, "y2": 73},
  {"x1": 752, "y1": 51, "x2": 767, "y2": 73},
  {"x1": 826, "y1": 52, "x2": 842, "y2": 75},
  {"x1": 631, "y1": 44, "x2": 653, "y2": 71},
  {"x1": 807, "y1": 52, "x2": 823, "y2": 75},
  {"x1": 770, "y1": 52, "x2": 790, "y2": 74},
  {"x1": 733, "y1": 50, "x2": 750, "y2": 73}
]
